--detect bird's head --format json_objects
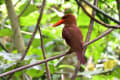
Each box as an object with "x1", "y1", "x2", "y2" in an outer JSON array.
[{"x1": 53, "y1": 14, "x2": 77, "y2": 27}]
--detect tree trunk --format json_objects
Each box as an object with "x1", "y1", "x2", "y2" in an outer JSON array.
[{"x1": 5, "y1": 0, "x2": 25, "y2": 53}]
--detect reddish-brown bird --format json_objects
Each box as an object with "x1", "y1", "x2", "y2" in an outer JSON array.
[{"x1": 53, "y1": 14, "x2": 85, "y2": 64}]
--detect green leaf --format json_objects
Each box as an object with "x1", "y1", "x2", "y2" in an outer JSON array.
[
  {"x1": 26, "y1": 68, "x2": 44, "y2": 77},
  {"x1": 0, "y1": 0, "x2": 4, "y2": 5},
  {"x1": 14, "y1": 71, "x2": 24, "y2": 80},
  {"x1": 92, "y1": 75, "x2": 106, "y2": 80},
  {"x1": 17, "y1": 3, "x2": 38, "y2": 16},
  {"x1": 32, "y1": 39, "x2": 41, "y2": 47},
  {"x1": 48, "y1": 62, "x2": 56, "y2": 74},
  {"x1": 112, "y1": 66, "x2": 120, "y2": 78},
  {"x1": 19, "y1": 12, "x2": 39, "y2": 26},
  {"x1": 58, "y1": 64, "x2": 75, "y2": 70},
  {"x1": 27, "y1": 47, "x2": 43, "y2": 59},
  {"x1": 0, "y1": 63, "x2": 16, "y2": 73},
  {"x1": 77, "y1": 9, "x2": 90, "y2": 26},
  {"x1": 92, "y1": 75, "x2": 114, "y2": 80},
  {"x1": 0, "y1": 29, "x2": 12, "y2": 36},
  {"x1": 96, "y1": 12, "x2": 110, "y2": 24}
]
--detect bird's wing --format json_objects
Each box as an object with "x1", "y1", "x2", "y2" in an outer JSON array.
[
  {"x1": 62, "y1": 26, "x2": 83, "y2": 51},
  {"x1": 62, "y1": 25, "x2": 85, "y2": 64}
]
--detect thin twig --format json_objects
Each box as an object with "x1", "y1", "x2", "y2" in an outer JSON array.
[
  {"x1": 76, "y1": 0, "x2": 120, "y2": 28},
  {"x1": 37, "y1": 0, "x2": 51, "y2": 79},
  {"x1": 21, "y1": 0, "x2": 45, "y2": 61},
  {"x1": 54, "y1": 56, "x2": 65, "y2": 66},
  {"x1": 18, "y1": 0, "x2": 31, "y2": 17},
  {"x1": 83, "y1": 0, "x2": 98, "y2": 54},
  {"x1": 84, "y1": 28, "x2": 114, "y2": 47},
  {"x1": 7, "y1": 0, "x2": 46, "y2": 79},
  {"x1": 81, "y1": 0, "x2": 120, "y2": 24},
  {"x1": 38, "y1": 27, "x2": 51, "y2": 80}
]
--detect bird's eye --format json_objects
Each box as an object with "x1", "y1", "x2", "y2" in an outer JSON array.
[{"x1": 62, "y1": 15, "x2": 69, "y2": 19}]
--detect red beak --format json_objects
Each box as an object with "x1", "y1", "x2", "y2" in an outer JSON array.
[{"x1": 52, "y1": 19, "x2": 64, "y2": 27}]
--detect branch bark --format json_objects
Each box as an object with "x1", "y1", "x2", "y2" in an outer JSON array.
[
  {"x1": 38, "y1": 27, "x2": 51, "y2": 80},
  {"x1": 37, "y1": 0, "x2": 51, "y2": 80}
]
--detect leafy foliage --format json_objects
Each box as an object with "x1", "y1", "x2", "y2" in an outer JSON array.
[{"x1": 0, "y1": 0, "x2": 120, "y2": 80}]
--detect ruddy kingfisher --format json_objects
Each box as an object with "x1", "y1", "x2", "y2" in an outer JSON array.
[{"x1": 53, "y1": 14, "x2": 85, "y2": 64}]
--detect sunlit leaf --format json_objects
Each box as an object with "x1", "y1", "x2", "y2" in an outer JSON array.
[
  {"x1": 17, "y1": 3, "x2": 38, "y2": 16},
  {"x1": 58, "y1": 64, "x2": 75, "y2": 70},
  {"x1": 26, "y1": 68, "x2": 44, "y2": 77},
  {"x1": 0, "y1": 29, "x2": 12, "y2": 36},
  {"x1": 104, "y1": 60, "x2": 117, "y2": 70},
  {"x1": 19, "y1": 12, "x2": 39, "y2": 26}
]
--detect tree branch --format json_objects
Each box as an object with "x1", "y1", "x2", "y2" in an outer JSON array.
[
  {"x1": 76, "y1": 0, "x2": 120, "y2": 28},
  {"x1": 84, "y1": 28, "x2": 114, "y2": 47},
  {"x1": 80, "y1": 0, "x2": 120, "y2": 24},
  {"x1": 83, "y1": 0, "x2": 98, "y2": 54},
  {"x1": 37, "y1": 0, "x2": 51, "y2": 80},
  {"x1": 20, "y1": 0, "x2": 45, "y2": 61},
  {"x1": 38, "y1": 26, "x2": 51, "y2": 80}
]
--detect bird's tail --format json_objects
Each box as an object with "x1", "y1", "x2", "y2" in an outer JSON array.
[{"x1": 76, "y1": 51, "x2": 85, "y2": 64}]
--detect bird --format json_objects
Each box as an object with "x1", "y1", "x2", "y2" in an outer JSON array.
[{"x1": 53, "y1": 14, "x2": 85, "y2": 64}]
